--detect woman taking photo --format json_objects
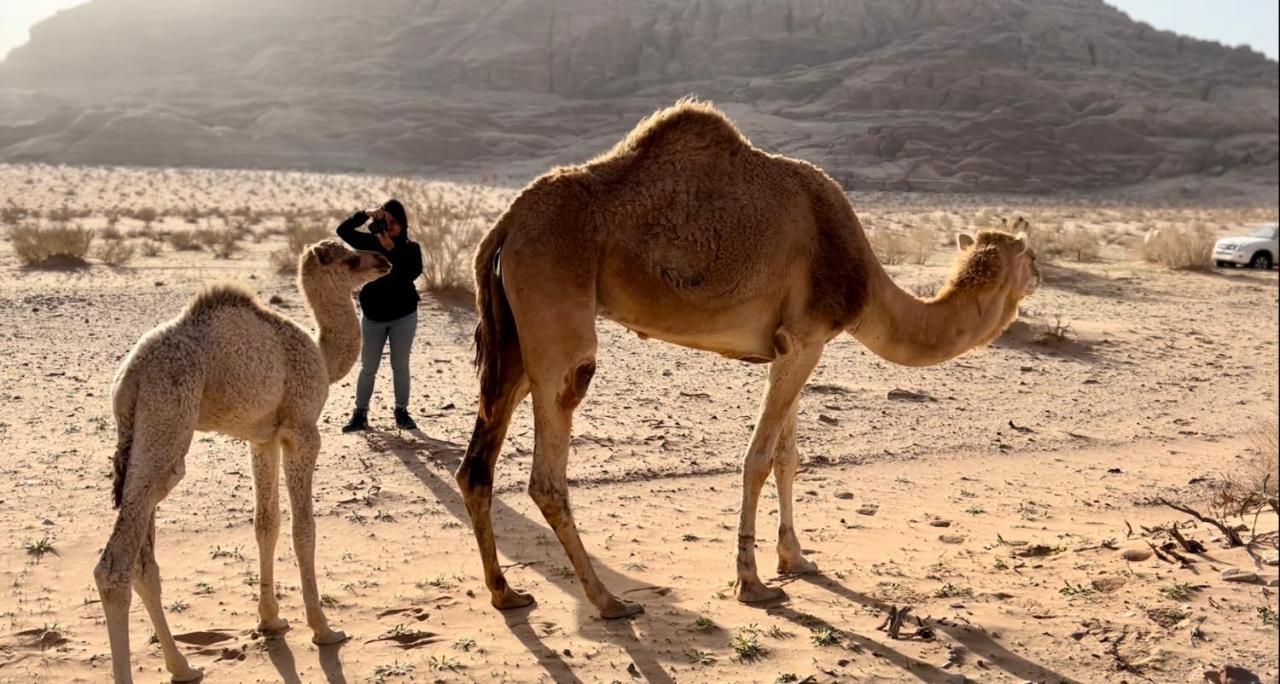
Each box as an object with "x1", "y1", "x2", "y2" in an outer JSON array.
[{"x1": 336, "y1": 199, "x2": 423, "y2": 431}]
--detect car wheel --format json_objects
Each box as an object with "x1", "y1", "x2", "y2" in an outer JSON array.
[{"x1": 1249, "y1": 252, "x2": 1273, "y2": 270}]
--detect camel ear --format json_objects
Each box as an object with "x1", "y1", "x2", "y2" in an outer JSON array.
[{"x1": 956, "y1": 233, "x2": 976, "y2": 251}]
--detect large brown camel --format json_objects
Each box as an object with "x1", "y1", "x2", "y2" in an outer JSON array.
[
  {"x1": 96, "y1": 240, "x2": 389, "y2": 682},
  {"x1": 456, "y1": 101, "x2": 1039, "y2": 618}
]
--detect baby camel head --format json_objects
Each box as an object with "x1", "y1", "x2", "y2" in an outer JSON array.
[{"x1": 299, "y1": 239, "x2": 390, "y2": 293}]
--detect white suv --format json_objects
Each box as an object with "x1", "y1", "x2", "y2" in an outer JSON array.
[{"x1": 1214, "y1": 224, "x2": 1278, "y2": 270}]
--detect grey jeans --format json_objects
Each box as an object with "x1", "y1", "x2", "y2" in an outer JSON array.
[{"x1": 355, "y1": 311, "x2": 417, "y2": 411}]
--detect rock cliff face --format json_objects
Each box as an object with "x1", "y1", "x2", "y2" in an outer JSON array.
[{"x1": 0, "y1": 0, "x2": 1275, "y2": 194}]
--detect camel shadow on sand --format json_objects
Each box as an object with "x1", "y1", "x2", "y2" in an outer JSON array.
[
  {"x1": 354, "y1": 429, "x2": 1075, "y2": 684},
  {"x1": 366, "y1": 429, "x2": 696, "y2": 684}
]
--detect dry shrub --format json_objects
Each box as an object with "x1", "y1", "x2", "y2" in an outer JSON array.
[
  {"x1": 904, "y1": 225, "x2": 936, "y2": 265},
  {"x1": 139, "y1": 239, "x2": 163, "y2": 257},
  {"x1": 1059, "y1": 227, "x2": 1101, "y2": 262},
  {"x1": 198, "y1": 226, "x2": 241, "y2": 259},
  {"x1": 387, "y1": 178, "x2": 503, "y2": 292},
  {"x1": 95, "y1": 237, "x2": 136, "y2": 266},
  {"x1": 869, "y1": 229, "x2": 909, "y2": 265},
  {"x1": 271, "y1": 218, "x2": 330, "y2": 273},
  {"x1": 1140, "y1": 225, "x2": 1214, "y2": 270},
  {"x1": 1239, "y1": 416, "x2": 1280, "y2": 516},
  {"x1": 9, "y1": 222, "x2": 95, "y2": 266},
  {"x1": 167, "y1": 230, "x2": 201, "y2": 251}
]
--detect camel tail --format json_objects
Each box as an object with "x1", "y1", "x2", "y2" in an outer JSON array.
[
  {"x1": 473, "y1": 213, "x2": 518, "y2": 422},
  {"x1": 110, "y1": 372, "x2": 139, "y2": 509}
]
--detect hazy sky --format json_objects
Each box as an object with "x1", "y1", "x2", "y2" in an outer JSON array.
[{"x1": 0, "y1": 0, "x2": 1277, "y2": 61}]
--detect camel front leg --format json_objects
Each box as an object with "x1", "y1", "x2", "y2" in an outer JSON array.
[
  {"x1": 251, "y1": 438, "x2": 287, "y2": 633},
  {"x1": 736, "y1": 344, "x2": 823, "y2": 603},
  {"x1": 281, "y1": 427, "x2": 346, "y2": 645},
  {"x1": 774, "y1": 411, "x2": 818, "y2": 574}
]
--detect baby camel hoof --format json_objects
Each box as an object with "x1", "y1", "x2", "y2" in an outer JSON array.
[
  {"x1": 736, "y1": 582, "x2": 786, "y2": 604},
  {"x1": 599, "y1": 597, "x2": 644, "y2": 619},
  {"x1": 312, "y1": 629, "x2": 348, "y2": 646},
  {"x1": 777, "y1": 557, "x2": 820, "y2": 575},
  {"x1": 492, "y1": 588, "x2": 536, "y2": 611},
  {"x1": 170, "y1": 666, "x2": 204, "y2": 683},
  {"x1": 256, "y1": 618, "x2": 290, "y2": 635}
]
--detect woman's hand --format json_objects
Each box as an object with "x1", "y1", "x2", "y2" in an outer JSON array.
[{"x1": 376, "y1": 232, "x2": 395, "y2": 251}]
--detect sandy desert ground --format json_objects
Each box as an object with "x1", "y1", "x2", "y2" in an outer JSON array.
[{"x1": 0, "y1": 163, "x2": 1277, "y2": 683}]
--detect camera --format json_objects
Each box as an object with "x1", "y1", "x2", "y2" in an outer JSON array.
[{"x1": 368, "y1": 217, "x2": 388, "y2": 235}]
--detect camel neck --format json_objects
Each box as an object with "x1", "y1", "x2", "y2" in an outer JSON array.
[
  {"x1": 302, "y1": 277, "x2": 361, "y2": 384},
  {"x1": 849, "y1": 259, "x2": 1011, "y2": 367}
]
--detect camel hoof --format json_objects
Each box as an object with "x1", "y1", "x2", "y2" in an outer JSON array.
[
  {"x1": 736, "y1": 582, "x2": 786, "y2": 604},
  {"x1": 312, "y1": 629, "x2": 348, "y2": 646},
  {"x1": 170, "y1": 666, "x2": 204, "y2": 683},
  {"x1": 777, "y1": 557, "x2": 819, "y2": 575},
  {"x1": 256, "y1": 617, "x2": 290, "y2": 634},
  {"x1": 492, "y1": 588, "x2": 535, "y2": 610},
  {"x1": 599, "y1": 597, "x2": 644, "y2": 620}
]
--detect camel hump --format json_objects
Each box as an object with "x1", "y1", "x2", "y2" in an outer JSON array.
[
  {"x1": 610, "y1": 99, "x2": 750, "y2": 162},
  {"x1": 185, "y1": 282, "x2": 264, "y2": 316}
]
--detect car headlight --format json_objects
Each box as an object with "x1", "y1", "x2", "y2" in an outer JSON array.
[{"x1": 1218, "y1": 243, "x2": 1237, "y2": 251}]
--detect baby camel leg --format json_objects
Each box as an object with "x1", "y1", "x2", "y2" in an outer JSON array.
[
  {"x1": 774, "y1": 410, "x2": 818, "y2": 574},
  {"x1": 251, "y1": 438, "x2": 288, "y2": 632},
  {"x1": 281, "y1": 426, "x2": 346, "y2": 645},
  {"x1": 735, "y1": 344, "x2": 823, "y2": 603},
  {"x1": 95, "y1": 410, "x2": 196, "y2": 683},
  {"x1": 132, "y1": 512, "x2": 202, "y2": 682}
]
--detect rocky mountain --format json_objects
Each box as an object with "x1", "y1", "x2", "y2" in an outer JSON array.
[{"x1": 0, "y1": 0, "x2": 1276, "y2": 195}]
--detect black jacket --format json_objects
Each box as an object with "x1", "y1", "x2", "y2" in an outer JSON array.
[{"x1": 336, "y1": 212, "x2": 423, "y2": 322}]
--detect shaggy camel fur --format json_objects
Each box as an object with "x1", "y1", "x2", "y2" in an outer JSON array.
[
  {"x1": 457, "y1": 101, "x2": 1040, "y2": 618},
  {"x1": 95, "y1": 240, "x2": 389, "y2": 682}
]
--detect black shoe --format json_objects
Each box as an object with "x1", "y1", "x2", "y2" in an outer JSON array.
[
  {"x1": 394, "y1": 407, "x2": 417, "y2": 430},
  {"x1": 342, "y1": 408, "x2": 369, "y2": 433}
]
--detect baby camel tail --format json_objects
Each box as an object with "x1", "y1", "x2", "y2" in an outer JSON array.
[
  {"x1": 456, "y1": 100, "x2": 1040, "y2": 618},
  {"x1": 96, "y1": 240, "x2": 388, "y2": 683}
]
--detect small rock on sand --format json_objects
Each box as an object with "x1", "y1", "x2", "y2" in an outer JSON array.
[
  {"x1": 1220, "y1": 568, "x2": 1258, "y2": 583},
  {"x1": 1118, "y1": 547, "x2": 1153, "y2": 562},
  {"x1": 929, "y1": 519, "x2": 952, "y2": 527},
  {"x1": 939, "y1": 534, "x2": 966, "y2": 544},
  {"x1": 834, "y1": 491, "x2": 854, "y2": 500},
  {"x1": 856, "y1": 504, "x2": 879, "y2": 516}
]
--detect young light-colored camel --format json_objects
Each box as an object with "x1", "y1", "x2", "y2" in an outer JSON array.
[
  {"x1": 96, "y1": 239, "x2": 389, "y2": 682},
  {"x1": 456, "y1": 100, "x2": 1040, "y2": 618}
]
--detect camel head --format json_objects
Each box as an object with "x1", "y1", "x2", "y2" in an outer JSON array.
[
  {"x1": 299, "y1": 239, "x2": 390, "y2": 293},
  {"x1": 951, "y1": 229, "x2": 1039, "y2": 299}
]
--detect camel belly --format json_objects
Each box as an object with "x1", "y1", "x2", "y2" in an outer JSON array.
[{"x1": 599, "y1": 296, "x2": 783, "y2": 362}]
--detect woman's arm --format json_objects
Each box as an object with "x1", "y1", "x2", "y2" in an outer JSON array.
[
  {"x1": 388, "y1": 243, "x2": 423, "y2": 283},
  {"x1": 336, "y1": 211, "x2": 378, "y2": 250}
]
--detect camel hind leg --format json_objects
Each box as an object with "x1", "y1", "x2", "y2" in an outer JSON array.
[
  {"x1": 95, "y1": 406, "x2": 197, "y2": 683},
  {"x1": 774, "y1": 410, "x2": 818, "y2": 574},
  {"x1": 456, "y1": 332, "x2": 532, "y2": 610},
  {"x1": 133, "y1": 511, "x2": 203, "y2": 682}
]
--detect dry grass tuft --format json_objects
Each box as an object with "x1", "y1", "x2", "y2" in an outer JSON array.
[
  {"x1": 1139, "y1": 225, "x2": 1215, "y2": 271},
  {"x1": 271, "y1": 217, "x2": 330, "y2": 273},
  {"x1": 1058, "y1": 227, "x2": 1101, "y2": 262},
  {"x1": 94, "y1": 237, "x2": 136, "y2": 266},
  {"x1": 9, "y1": 222, "x2": 95, "y2": 266},
  {"x1": 904, "y1": 225, "x2": 936, "y2": 265},
  {"x1": 139, "y1": 239, "x2": 163, "y2": 257},
  {"x1": 387, "y1": 178, "x2": 504, "y2": 292},
  {"x1": 167, "y1": 230, "x2": 202, "y2": 251},
  {"x1": 869, "y1": 229, "x2": 910, "y2": 265}
]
